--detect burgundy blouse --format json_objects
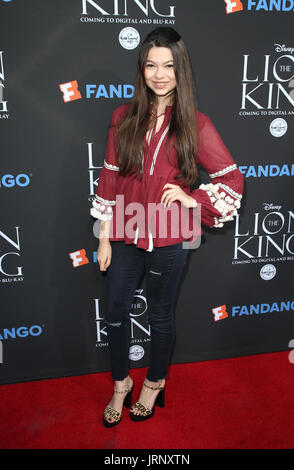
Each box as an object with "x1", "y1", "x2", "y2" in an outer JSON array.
[{"x1": 90, "y1": 103, "x2": 244, "y2": 251}]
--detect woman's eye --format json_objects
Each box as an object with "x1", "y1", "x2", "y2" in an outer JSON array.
[
  {"x1": 166, "y1": 64, "x2": 174, "y2": 68},
  {"x1": 146, "y1": 64, "x2": 154, "y2": 68}
]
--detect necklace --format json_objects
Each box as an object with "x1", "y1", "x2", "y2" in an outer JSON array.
[{"x1": 151, "y1": 111, "x2": 166, "y2": 118}]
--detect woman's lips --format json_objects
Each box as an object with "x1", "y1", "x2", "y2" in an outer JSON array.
[{"x1": 153, "y1": 82, "x2": 168, "y2": 89}]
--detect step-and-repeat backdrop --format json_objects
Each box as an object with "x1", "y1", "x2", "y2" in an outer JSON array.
[{"x1": 1, "y1": 0, "x2": 293, "y2": 384}]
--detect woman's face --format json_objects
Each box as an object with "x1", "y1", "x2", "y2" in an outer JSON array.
[{"x1": 143, "y1": 46, "x2": 176, "y2": 100}]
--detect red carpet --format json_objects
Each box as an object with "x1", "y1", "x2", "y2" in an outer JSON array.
[{"x1": 1, "y1": 350, "x2": 294, "y2": 449}]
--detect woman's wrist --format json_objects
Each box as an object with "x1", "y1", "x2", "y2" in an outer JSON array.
[
  {"x1": 99, "y1": 237, "x2": 110, "y2": 244},
  {"x1": 98, "y1": 220, "x2": 111, "y2": 242}
]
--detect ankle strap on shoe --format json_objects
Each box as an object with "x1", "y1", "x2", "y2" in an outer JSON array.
[
  {"x1": 114, "y1": 376, "x2": 131, "y2": 394},
  {"x1": 143, "y1": 379, "x2": 164, "y2": 391}
]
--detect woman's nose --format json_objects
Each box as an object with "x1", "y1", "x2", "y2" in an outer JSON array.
[{"x1": 154, "y1": 67, "x2": 165, "y2": 79}]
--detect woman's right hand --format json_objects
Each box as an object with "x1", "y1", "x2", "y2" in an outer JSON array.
[{"x1": 97, "y1": 239, "x2": 112, "y2": 271}]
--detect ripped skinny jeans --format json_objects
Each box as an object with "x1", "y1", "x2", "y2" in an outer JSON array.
[{"x1": 104, "y1": 241, "x2": 189, "y2": 382}]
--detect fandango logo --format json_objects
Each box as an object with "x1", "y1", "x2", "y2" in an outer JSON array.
[
  {"x1": 247, "y1": 0, "x2": 294, "y2": 10},
  {"x1": 0, "y1": 173, "x2": 31, "y2": 188},
  {"x1": 0, "y1": 325, "x2": 43, "y2": 340},
  {"x1": 224, "y1": 0, "x2": 294, "y2": 12},
  {"x1": 59, "y1": 81, "x2": 134, "y2": 102},
  {"x1": 86, "y1": 84, "x2": 134, "y2": 99},
  {"x1": 232, "y1": 300, "x2": 294, "y2": 316},
  {"x1": 239, "y1": 164, "x2": 294, "y2": 178}
]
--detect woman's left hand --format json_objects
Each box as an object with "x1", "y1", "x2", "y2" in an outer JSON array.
[{"x1": 161, "y1": 183, "x2": 198, "y2": 209}]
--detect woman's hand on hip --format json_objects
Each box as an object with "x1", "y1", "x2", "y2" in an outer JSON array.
[
  {"x1": 161, "y1": 183, "x2": 197, "y2": 209},
  {"x1": 97, "y1": 239, "x2": 112, "y2": 271}
]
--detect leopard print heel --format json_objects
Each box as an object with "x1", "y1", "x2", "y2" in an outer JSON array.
[
  {"x1": 130, "y1": 379, "x2": 165, "y2": 422},
  {"x1": 103, "y1": 377, "x2": 133, "y2": 427}
]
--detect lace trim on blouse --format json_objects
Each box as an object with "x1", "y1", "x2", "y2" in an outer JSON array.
[
  {"x1": 199, "y1": 182, "x2": 242, "y2": 228},
  {"x1": 90, "y1": 195, "x2": 114, "y2": 221},
  {"x1": 209, "y1": 164, "x2": 237, "y2": 179}
]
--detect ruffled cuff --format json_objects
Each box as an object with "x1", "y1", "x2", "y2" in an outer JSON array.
[
  {"x1": 199, "y1": 182, "x2": 241, "y2": 228},
  {"x1": 90, "y1": 195, "x2": 114, "y2": 221}
]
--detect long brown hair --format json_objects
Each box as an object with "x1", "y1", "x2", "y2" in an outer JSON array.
[{"x1": 116, "y1": 26, "x2": 200, "y2": 186}]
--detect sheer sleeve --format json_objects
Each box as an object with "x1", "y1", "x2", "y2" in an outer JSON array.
[
  {"x1": 90, "y1": 109, "x2": 120, "y2": 221},
  {"x1": 190, "y1": 115, "x2": 244, "y2": 228}
]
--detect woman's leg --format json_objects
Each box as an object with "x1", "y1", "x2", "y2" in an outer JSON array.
[
  {"x1": 104, "y1": 241, "x2": 146, "y2": 381},
  {"x1": 145, "y1": 242, "x2": 189, "y2": 381},
  {"x1": 130, "y1": 242, "x2": 188, "y2": 416}
]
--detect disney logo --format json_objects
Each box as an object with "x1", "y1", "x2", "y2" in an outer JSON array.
[
  {"x1": 263, "y1": 203, "x2": 282, "y2": 211},
  {"x1": 274, "y1": 43, "x2": 294, "y2": 54}
]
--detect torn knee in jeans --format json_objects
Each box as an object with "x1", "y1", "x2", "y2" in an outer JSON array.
[{"x1": 149, "y1": 269, "x2": 162, "y2": 276}]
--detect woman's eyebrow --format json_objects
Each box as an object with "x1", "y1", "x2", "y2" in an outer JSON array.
[{"x1": 145, "y1": 59, "x2": 174, "y2": 64}]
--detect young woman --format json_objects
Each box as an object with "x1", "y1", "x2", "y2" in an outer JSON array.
[{"x1": 90, "y1": 27, "x2": 244, "y2": 426}]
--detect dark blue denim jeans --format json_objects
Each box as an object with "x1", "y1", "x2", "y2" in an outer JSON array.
[{"x1": 104, "y1": 241, "x2": 189, "y2": 382}]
